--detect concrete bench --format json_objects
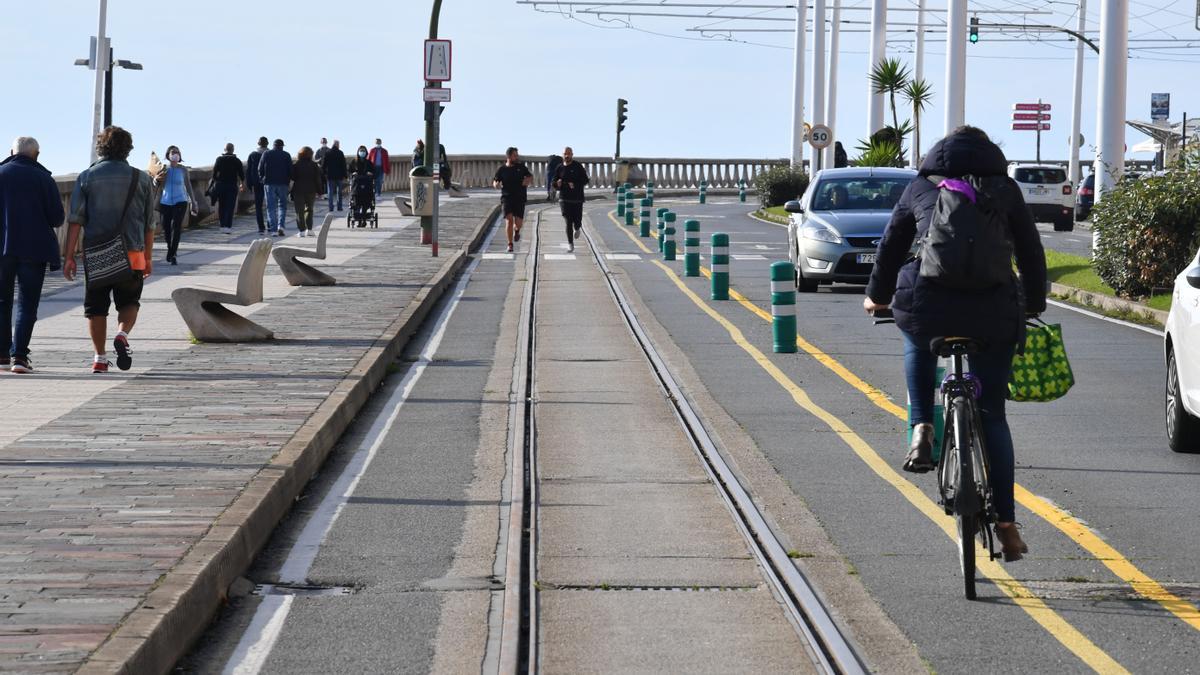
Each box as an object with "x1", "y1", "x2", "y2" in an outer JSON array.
[
  {"x1": 272, "y1": 213, "x2": 336, "y2": 286},
  {"x1": 171, "y1": 238, "x2": 274, "y2": 342}
]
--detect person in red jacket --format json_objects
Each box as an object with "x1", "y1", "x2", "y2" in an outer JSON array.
[{"x1": 366, "y1": 139, "x2": 389, "y2": 196}]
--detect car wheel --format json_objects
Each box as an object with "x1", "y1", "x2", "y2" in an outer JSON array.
[
  {"x1": 795, "y1": 268, "x2": 819, "y2": 293},
  {"x1": 1074, "y1": 208, "x2": 1088, "y2": 222},
  {"x1": 1166, "y1": 347, "x2": 1200, "y2": 453},
  {"x1": 1053, "y1": 216, "x2": 1074, "y2": 232}
]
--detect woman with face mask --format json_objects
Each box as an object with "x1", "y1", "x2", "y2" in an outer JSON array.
[
  {"x1": 348, "y1": 145, "x2": 376, "y2": 179},
  {"x1": 156, "y1": 145, "x2": 197, "y2": 265}
]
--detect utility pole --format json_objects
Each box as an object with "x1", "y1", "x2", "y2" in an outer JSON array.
[
  {"x1": 823, "y1": 0, "x2": 841, "y2": 169},
  {"x1": 1068, "y1": 0, "x2": 1087, "y2": 187},
  {"x1": 943, "y1": 0, "x2": 968, "y2": 134},
  {"x1": 1036, "y1": 98, "x2": 1043, "y2": 163},
  {"x1": 790, "y1": 2, "x2": 807, "y2": 169},
  {"x1": 423, "y1": 0, "x2": 444, "y2": 256},
  {"x1": 811, "y1": 0, "x2": 826, "y2": 172},
  {"x1": 1094, "y1": 0, "x2": 1128, "y2": 203},
  {"x1": 911, "y1": 0, "x2": 925, "y2": 168},
  {"x1": 90, "y1": 0, "x2": 109, "y2": 164},
  {"x1": 867, "y1": 0, "x2": 887, "y2": 137}
]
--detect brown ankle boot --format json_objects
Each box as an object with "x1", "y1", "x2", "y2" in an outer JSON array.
[
  {"x1": 903, "y1": 424, "x2": 935, "y2": 473},
  {"x1": 995, "y1": 523, "x2": 1028, "y2": 562}
]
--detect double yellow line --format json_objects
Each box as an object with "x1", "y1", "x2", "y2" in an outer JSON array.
[{"x1": 603, "y1": 210, "x2": 1197, "y2": 671}]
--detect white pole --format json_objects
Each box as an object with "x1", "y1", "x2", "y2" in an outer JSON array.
[
  {"x1": 867, "y1": 0, "x2": 887, "y2": 137},
  {"x1": 791, "y1": 3, "x2": 808, "y2": 169},
  {"x1": 824, "y1": 0, "x2": 841, "y2": 168},
  {"x1": 1094, "y1": 0, "x2": 1128, "y2": 253},
  {"x1": 90, "y1": 0, "x2": 109, "y2": 164},
  {"x1": 911, "y1": 0, "x2": 925, "y2": 168},
  {"x1": 1068, "y1": 0, "x2": 1088, "y2": 187},
  {"x1": 812, "y1": 0, "x2": 827, "y2": 172},
  {"x1": 943, "y1": 0, "x2": 968, "y2": 134}
]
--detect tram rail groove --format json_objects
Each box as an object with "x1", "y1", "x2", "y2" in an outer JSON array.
[{"x1": 581, "y1": 226, "x2": 869, "y2": 675}]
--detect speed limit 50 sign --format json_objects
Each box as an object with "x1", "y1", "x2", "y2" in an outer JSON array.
[{"x1": 808, "y1": 124, "x2": 833, "y2": 150}]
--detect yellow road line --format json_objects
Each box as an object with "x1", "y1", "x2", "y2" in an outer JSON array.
[{"x1": 602, "y1": 211, "x2": 1129, "y2": 672}]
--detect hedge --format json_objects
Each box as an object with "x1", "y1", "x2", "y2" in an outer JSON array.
[{"x1": 753, "y1": 165, "x2": 811, "y2": 208}]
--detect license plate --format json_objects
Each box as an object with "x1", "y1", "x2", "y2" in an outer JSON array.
[
  {"x1": 1031, "y1": 186, "x2": 1047, "y2": 195},
  {"x1": 857, "y1": 253, "x2": 877, "y2": 264}
]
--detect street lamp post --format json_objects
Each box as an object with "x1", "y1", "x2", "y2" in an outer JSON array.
[
  {"x1": 90, "y1": 0, "x2": 109, "y2": 164},
  {"x1": 790, "y1": 2, "x2": 807, "y2": 169},
  {"x1": 943, "y1": 0, "x2": 968, "y2": 134},
  {"x1": 1068, "y1": 0, "x2": 1088, "y2": 188},
  {"x1": 76, "y1": 47, "x2": 142, "y2": 136},
  {"x1": 867, "y1": 0, "x2": 887, "y2": 137},
  {"x1": 423, "y1": 0, "x2": 445, "y2": 256}
]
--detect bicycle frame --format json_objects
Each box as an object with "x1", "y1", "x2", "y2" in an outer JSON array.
[{"x1": 936, "y1": 349, "x2": 998, "y2": 562}]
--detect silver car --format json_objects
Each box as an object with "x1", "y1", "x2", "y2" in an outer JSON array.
[{"x1": 785, "y1": 167, "x2": 918, "y2": 292}]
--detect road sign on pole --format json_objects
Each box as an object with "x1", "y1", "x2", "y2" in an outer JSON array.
[
  {"x1": 1013, "y1": 102, "x2": 1052, "y2": 111},
  {"x1": 1012, "y1": 112, "x2": 1051, "y2": 121},
  {"x1": 424, "y1": 39, "x2": 451, "y2": 81},
  {"x1": 808, "y1": 124, "x2": 833, "y2": 150},
  {"x1": 1151, "y1": 92, "x2": 1170, "y2": 122},
  {"x1": 1011, "y1": 123, "x2": 1052, "y2": 131},
  {"x1": 423, "y1": 87, "x2": 451, "y2": 102}
]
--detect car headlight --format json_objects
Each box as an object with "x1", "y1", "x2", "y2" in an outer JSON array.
[{"x1": 800, "y1": 222, "x2": 843, "y2": 244}]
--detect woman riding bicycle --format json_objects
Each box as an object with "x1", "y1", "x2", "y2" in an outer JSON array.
[{"x1": 862, "y1": 126, "x2": 1047, "y2": 561}]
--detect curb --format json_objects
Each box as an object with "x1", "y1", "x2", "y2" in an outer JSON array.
[
  {"x1": 1049, "y1": 281, "x2": 1168, "y2": 326},
  {"x1": 78, "y1": 205, "x2": 501, "y2": 675},
  {"x1": 747, "y1": 210, "x2": 788, "y2": 227}
]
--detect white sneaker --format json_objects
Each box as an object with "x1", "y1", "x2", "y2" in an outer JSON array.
[
  {"x1": 296, "y1": 231, "x2": 306, "y2": 238},
  {"x1": 567, "y1": 245, "x2": 574, "y2": 253}
]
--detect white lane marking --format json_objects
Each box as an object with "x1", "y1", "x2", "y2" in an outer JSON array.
[
  {"x1": 483, "y1": 253, "x2": 514, "y2": 260},
  {"x1": 222, "y1": 224, "x2": 502, "y2": 675},
  {"x1": 606, "y1": 253, "x2": 642, "y2": 260},
  {"x1": 544, "y1": 254, "x2": 576, "y2": 260},
  {"x1": 1046, "y1": 298, "x2": 1165, "y2": 337},
  {"x1": 733, "y1": 254, "x2": 768, "y2": 261},
  {"x1": 754, "y1": 245, "x2": 771, "y2": 250}
]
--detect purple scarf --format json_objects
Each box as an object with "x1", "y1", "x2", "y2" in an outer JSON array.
[{"x1": 938, "y1": 178, "x2": 977, "y2": 203}]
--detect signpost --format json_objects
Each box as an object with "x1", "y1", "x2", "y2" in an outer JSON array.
[
  {"x1": 1012, "y1": 100, "x2": 1051, "y2": 163},
  {"x1": 1151, "y1": 92, "x2": 1170, "y2": 122},
  {"x1": 422, "y1": 9, "x2": 449, "y2": 256},
  {"x1": 808, "y1": 124, "x2": 833, "y2": 150},
  {"x1": 423, "y1": 87, "x2": 451, "y2": 102}
]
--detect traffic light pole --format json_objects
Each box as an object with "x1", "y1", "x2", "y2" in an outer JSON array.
[
  {"x1": 943, "y1": 0, "x2": 967, "y2": 134},
  {"x1": 423, "y1": 0, "x2": 444, "y2": 256}
]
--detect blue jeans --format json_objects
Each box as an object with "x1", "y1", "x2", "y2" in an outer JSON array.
[
  {"x1": 0, "y1": 256, "x2": 47, "y2": 360},
  {"x1": 902, "y1": 330, "x2": 1017, "y2": 522},
  {"x1": 266, "y1": 184, "x2": 289, "y2": 231},
  {"x1": 327, "y1": 179, "x2": 344, "y2": 210},
  {"x1": 374, "y1": 172, "x2": 385, "y2": 196}
]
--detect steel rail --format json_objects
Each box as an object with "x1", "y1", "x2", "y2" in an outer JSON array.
[{"x1": 580, "y1": 227, "x2": 868, "y2": 675}]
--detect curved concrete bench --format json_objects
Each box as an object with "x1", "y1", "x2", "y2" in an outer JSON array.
[
  {"x1": 171, "y1": 238, "x2": 274, "y2": 343},
  {"x1": 272, "y1": 213, "x2": 336, "y2": 286}
]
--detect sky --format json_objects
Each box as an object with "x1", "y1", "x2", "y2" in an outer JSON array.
[{"x1": 3, "y1": 1, "x2": 1198, "y2": 176}]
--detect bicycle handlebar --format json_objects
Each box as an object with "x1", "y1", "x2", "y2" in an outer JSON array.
[{"x1": 870, "y1": 308, "x2": 895, "y2": 325}]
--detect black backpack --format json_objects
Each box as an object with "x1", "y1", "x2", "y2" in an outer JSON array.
[{"x1": 918, "y1": 175, "x2": 1014, "y2": 290}]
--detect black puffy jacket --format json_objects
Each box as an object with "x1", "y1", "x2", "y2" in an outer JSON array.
[{"x1": 865, "y1": 132, "x2": 1047, "y2": 344}]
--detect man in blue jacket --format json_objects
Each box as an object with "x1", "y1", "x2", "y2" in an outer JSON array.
[
  {"x1": 257, "y1": 139, "x2": 293, "y2": 236},
  {"x1": 0, "y1": 137, "x2": 65, "y2": 373},
  {"x1": 245, "y1": 137, "x2": 269, "y2": 233}
]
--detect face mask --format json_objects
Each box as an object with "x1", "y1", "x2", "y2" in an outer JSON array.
[
  {"x1": 169, "y1": 153, "x2": 181, "y2": 162},
  {"x1": 358, "y1": 151, "x2": 367, "y2": 158},
  {"x1": 321, "y1": 142, "x2": 327, "y2": 147}
]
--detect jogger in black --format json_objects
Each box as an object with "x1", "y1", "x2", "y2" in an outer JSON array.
[{"x1": 553, "y1": 147, "x2": 589, "y2": 252}]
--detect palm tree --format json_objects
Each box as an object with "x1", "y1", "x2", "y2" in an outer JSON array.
[
  {"x1": 902, "y1": 78, "x2": 935, "y2": 167},
  {"x1": 869, "y1": 58, "x2": 912, "y2": 141}
]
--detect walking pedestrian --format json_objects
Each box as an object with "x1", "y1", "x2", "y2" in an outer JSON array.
[
  {"x1": 324, "y1": 140, "x2": 347, "y2": 211},
  {"x1": 258, "y1": 139, "x2": 292, "y2": 236},
  {"x1": 156, "y1": 145, "x2": 197, "y2": 265},
  {"x1": 412, "y1": 139, "x2": 425, "y2": 170},
  {"x1": 62, "y1": 126, "x2": 156, "y2": 374},
  {"x1": 211, "y1": 143, "x2": 244, "y2": 232},
  {"x1": 314, "y1": 137, "x2": 329, "y2": 165},
  {"x1": 246, "y1": 137, "x2": 268, "y2": 233},
  {"x1": 553, "y1": 147, "x2": 589, "y2": 253},
  {"x1": 492, "y1": 147, "x2": 532, "y2": 253},
  {"x1": 290, "y1": 146, "x2": 323, "y2": 238},
  {"x1": 0, "y1": 137, "x2": 64, "y2": 374},
  {"x1": 545, "y1": 153, "x2": 563, "y2": 201},
  {"x1": 368, "y1": 138, "x2": 390, "y2": 196},
  {"x1": 439, "y1": 143, "x2": 452, "y2": 190}
]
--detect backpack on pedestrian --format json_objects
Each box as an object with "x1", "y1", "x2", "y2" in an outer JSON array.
[{"x1": 918, "y1": 175, "x2": 1015, "y2": 290}]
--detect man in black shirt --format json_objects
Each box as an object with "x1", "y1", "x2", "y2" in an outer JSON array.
[
  {"x1": 211, "y1": 143, "x2": 245, "y2": 232},
  {"x1": 553, "y1": 147, "x2": 589, "y2": 252},
  {"x1": 492, "y1": 147, "x2": 532, "y2": 252}
]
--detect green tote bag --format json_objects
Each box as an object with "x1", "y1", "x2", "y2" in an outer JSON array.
[{"x1": 1008, "y1": 320, "x2": 1075, "y2": 402}]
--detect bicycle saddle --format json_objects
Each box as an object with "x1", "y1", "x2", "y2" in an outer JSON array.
[{"x1": 929, "y1": 336, "x2": 987, "y2": 357}]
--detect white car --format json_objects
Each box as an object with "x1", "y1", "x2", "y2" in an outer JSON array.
[
  {"x1": 1165, "y1": 249, "x2": 1200, "y2": 453},
  {"x1": 1008, "y1": 164, "x2": 1074, "y2": 232}
]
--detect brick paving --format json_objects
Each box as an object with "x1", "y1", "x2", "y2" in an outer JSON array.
[{"x1": 0, "y1": 195, "x2": 497, "y2": 672}]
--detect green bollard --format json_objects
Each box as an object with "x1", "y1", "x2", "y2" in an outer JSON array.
[
  {"x1": 617, "y1": 187, "x2": 627, "y2": 218},
  {"x1": 625, "y1": 194, "x2": 635, "y2": 225},
  {"x1": 663, "y1": 213, "x2": 677, "y2": 261},
  {"x1": 907, "y1": 361, "x2": 947, "y2": 462},
  {"x1": 699, "y1": 180, "x2": 707, "y2": 204},
  {"x1": 684, "y1": 220, "x2": 700, "y2": 277},
  {"x1": 739, "y1": 180, "x2": 746, "y2": 203},
  {"x1": 640, "y1": 199, "x2": 652, "y2": 237},
  {"x1": 656, "y1": 207, "x2": 668, "y2": 252},
  {"x1": 770, "y1": 261, "x2": 797, "y2": 353},
  {"x1": 711, "y1": 233, "x2": 730, "y2": 300}
]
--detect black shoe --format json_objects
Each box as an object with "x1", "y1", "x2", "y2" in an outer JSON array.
[
  {"x1": 903, "y1": 424, "x2": 935, "y2": 473},
  {"x1": 113, "y1": 334, "x2": 132, "y2": 371},
  {"x1": 514, "y1": 230, "x2": 521, "y2": 242}
]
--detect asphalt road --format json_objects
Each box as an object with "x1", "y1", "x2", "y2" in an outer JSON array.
[{"x1": 584, "y1": 196, "x2": 1199, "y2": 673}]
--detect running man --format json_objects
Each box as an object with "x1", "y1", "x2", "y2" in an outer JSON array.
[
  {"x1": 492, "y1": 147, "x2": 533, "y2": 252},
  {"x1": 553, "y1": 147, "x2": 589, "y2": 252}
]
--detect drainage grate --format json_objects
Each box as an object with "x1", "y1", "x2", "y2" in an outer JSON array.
[{"x1": 252, "y1": 583, "x2": 356, "y2": 597}]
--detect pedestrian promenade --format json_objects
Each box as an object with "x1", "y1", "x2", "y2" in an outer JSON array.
[{"x1": 0, "y1": 195, "x2": 497, "y2": 672}]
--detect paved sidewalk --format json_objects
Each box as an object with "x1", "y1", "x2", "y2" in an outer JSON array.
[{"x1": 0, "y1": 195, "x2": 497, "y2": 672}]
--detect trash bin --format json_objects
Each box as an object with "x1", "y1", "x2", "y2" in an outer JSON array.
[
  {"x1": 410, "y1": 165, "x2": 437, "y2": 217},
  {"x1": 614, "y1": 160, "x2": 647, "y2": 187}
]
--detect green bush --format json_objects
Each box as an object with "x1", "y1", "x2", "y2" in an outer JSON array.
[
  {"x1": 754, "y1": 165, "x2": 810, "y2": 208},
  {"x1": 1091, "y1": 166, "x2": 1200, "y2": 297}
]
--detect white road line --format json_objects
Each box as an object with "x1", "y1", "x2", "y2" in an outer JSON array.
[
  {"x1": 733, "y1": 254, "x2": 768, "y2": 261},
  {"x1": 222, "y1": 224, "x2": 502, "y2": 675},
  {"x1": 1046, "y1": 298, "x2": 1166, "y2": 337},
  {"x1": 482, "y1": 253, "x2": 514, "y2": 260},
  {"x1": 544, "y1": 254, "x2": 576, "y2": 260},
  {"x1": 606, "y1": 253, "x2": 642, "y2": 260}
]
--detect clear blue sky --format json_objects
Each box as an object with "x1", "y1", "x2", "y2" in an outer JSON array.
[{"x1": 3, "y1": 1, "x2": 1197, "y2": 175}]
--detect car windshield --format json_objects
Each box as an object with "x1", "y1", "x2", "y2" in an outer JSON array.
[
  {"x1": 1015, "y1": 168, "x2": 1067, "y2": 184},
  {"x1": 810, "y1": 177, "x2": 911, "y2": 211}
]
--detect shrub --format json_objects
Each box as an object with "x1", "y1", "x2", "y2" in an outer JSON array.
[
  {"x1": 1091, "y1": 165, "x2": 1200, "y2": 297},
  {"x1": 754, "y1": 165, "x2": 810, "y2": 208}
]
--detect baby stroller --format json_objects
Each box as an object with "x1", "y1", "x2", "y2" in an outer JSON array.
[{"x1": 347, "y1": 171, "x2": 378, "y2": 228}]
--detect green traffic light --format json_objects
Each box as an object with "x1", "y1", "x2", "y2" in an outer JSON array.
[{"x1": 969, "y1": 32, "x2": 979, "y2": 43}]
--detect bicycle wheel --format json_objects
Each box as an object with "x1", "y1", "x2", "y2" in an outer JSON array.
[{"x1": 951, "y1": 399, "x2": 978, "y2": 599}]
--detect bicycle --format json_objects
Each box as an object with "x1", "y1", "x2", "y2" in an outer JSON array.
[{"x1": 874, "y1": 310, "x2": 997, "y2": 600}]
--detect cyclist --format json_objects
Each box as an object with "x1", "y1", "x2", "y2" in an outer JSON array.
[{"x1": 862, "y1": 126, "x2": 1047, "y2": 561}]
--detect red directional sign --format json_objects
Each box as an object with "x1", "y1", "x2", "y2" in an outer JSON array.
[
  {"x1": 1012, "y1": 112, "x2": 1051, "y2": 121},
  {"x1": 1012, "y1": 123, "x2": 1051, "y2": 131},
  {"x1": 1013, "y1": 103, "x2": 1052, "y2": 111}
]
